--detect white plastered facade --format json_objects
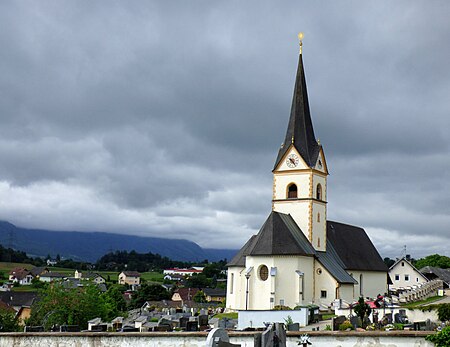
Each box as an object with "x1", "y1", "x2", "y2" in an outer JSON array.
[{"x1": 388, "y1": 258, "x2": 428, "y2": 290}]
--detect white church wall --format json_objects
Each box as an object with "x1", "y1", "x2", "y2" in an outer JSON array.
[
  {"x1": 273, "y1": 201, "x2": 310, "y2": 240},
  {"x1": 273, "y1": 256, "x2": 315, "y2": 308},
  {"x1": 226, "y1": 267, "x2": 246, "y2": 310},
  {"x1": 312, "y1": 174, "x2": 327, "y2": 201},
  {"x1": 244, "y1": 255, "x2": 315, "y2": 310},
  {"x1": 314, "y1": 262, "x2": 338, "y2": 307},
  {"x1": 273, "y1": 173, "x2": 310, "y2": 200},
  {"x1": 338, "y1": 284, "x2": 354, "y2": 303},
  {"x1": 311, "y1": 202, "x2": 326, "y2": 251},
  {"x1": 350, "y1": 271, "x2": 388, "y2": 299}
]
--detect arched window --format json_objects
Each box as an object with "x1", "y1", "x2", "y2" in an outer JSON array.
[
  {"x1": 316, "y1": 184, "x2": 322, "y2": 200},
  {"x1": 359, "y1": 274, "x2": 364, "y2": 296},
  {"x1": 287, "y1": 184, "x2": 298, "y2": 199},
  {"x1": 317, "y1": 213, "x2": 321, "y2": 222},
  {"x1": 259, "y1": 265, "x2": 269, "y2": 281}
]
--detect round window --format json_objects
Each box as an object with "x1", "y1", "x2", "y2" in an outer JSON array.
[
  {"x1": 316, "y1": 268, "x2": 322, "y2": 275},
  {"x1": 259, "y1": 265, "x2": 269, "y2": 281}
]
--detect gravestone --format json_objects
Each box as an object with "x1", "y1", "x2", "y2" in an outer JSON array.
[
  {"x1": 186, "y1": 320, "x2": 199, "y2": 331},
  {"x1": 153, "y1": 325, "x2": 171, "y2": 332},
  {"x1": 332, "y1": 316, "x2": 346, "y2": 331},
  {"x1": 60, "y1": 325, "x2": 80, "y2": 332},
  {"x1": 372, "y1": 312, "x2": 378, "y2": 324},
  {"x1": 24, "y1": 326, "x2": 44, "y2": 332},
  {"x1": 350, "y1": 316, "x2": 359, "y2": 329},
  {"x1": 385, "y1": 313, "x2": 393, "y2": 324},
  {"x1": 274, "y1": 322, "x2": 287, "y2": 347},
  {"x1": 179, "y1": 316, "x2": 189, "y2": 329},
  {"x1": 206, "y1": 328, "x2": 241, "y2": 347},
  {"x1": 199, "y1": 314, "x2": 209, "y2": 326}
]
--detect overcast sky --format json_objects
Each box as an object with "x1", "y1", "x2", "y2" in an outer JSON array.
[{"x1": 0, "y1": 1, "x2": 449, "y2": 259}]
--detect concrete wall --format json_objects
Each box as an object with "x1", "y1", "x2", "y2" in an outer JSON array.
[
  {"x1": 238, "y1": 309, "x2": 309, "y2": 329},
  {"x1": 0, "y1": 331, "x2": 434, "y2": 347}
]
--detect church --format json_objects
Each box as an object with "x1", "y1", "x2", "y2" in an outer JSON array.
[{"x1": 226, "y1": 39, "x2": 388, "y2": 311}]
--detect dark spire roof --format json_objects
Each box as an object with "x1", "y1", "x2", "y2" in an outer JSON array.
[{"x1": 274, "y1": 54, "x2": 320, "y2": 170}]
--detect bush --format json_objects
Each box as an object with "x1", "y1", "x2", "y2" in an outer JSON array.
[
  {"x1": 426, "y1": 326, "x2": 450, "y2": 347},
  {"x1": 272, "y1": 305, "x2": 292, "y2": 311},
  {"x1": 338, "y1": 320, "x2": 353, "y2": 331},
  {"x1": 438, "y1": 304, "x2": 450, "y2": 322}
]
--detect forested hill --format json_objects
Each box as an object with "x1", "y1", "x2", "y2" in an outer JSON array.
[{"x1": 0, "y1": 221, "x2": 237, "y2": 263}]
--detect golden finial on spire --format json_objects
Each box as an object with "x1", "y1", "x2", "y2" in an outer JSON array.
[
  {"x1": 298, "y1": 32, "x2": 304, "y2": 55},
  {"x1": 317, "y1": 138, "x2": 321, "y2": 145},
  {"x1": 291, "y1": 134, "x2": 295, "y2": 143}
]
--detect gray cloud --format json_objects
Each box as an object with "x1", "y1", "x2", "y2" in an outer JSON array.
[{"x1": 0, "y1": 1, "x2": 449, "y2": 258}]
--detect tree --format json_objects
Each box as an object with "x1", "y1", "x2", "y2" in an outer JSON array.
[
  {"x1": 193, "y1": 290, "x2": 206, "y2": 303},
  {"x1": 128, "y1": 284, "x2": 170, "y2": 309},
  {"x1": 426, "y1": 325, "x2": 450, "y2": 347},
  {"x1": 0, "y1": 309, "x2": 20, "y2": 332},
  {"x1": 437, "y1": 303, "x2": 450, "y2": 322},
  {"x1": 383, "y1": 257, "x2": 395, "y2": 268},
  {"x1": 185, "y1": 273, "x2": 210, "y2": 288},
  {"x1": 29, "y1": 284, "x2": 111, "y2": 330},
  {"x1": 353, "y1": 297, "x2": 372, "y2": 328},
  {"x1": 104, "y1": 284, "x2": 127, "y2": 319},
  {"x1": 415, "y1": 254, "x2": 450, "y2": 270}
]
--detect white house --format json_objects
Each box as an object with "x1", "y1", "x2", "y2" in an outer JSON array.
[
  {"x1": 226, "y1": 41, "x2": 388, "y2": 311},
  {"x1": 163, "y1": 268, "x2": 203, "y2": 278},
  {"x1": 389, "y1": 257, "x2": 428, "y2": 291}
]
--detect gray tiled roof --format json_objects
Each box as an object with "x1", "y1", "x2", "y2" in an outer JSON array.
[
  {"x1": 227, "y1": 235, "x2": 258, "y2": 267},
  {"x1": 0, "y1": 291, "x2": 38, "y2": 307},
  {"x1": 316, "y1": 243, "x2": 357, "y2": 284},
  {"x1": 420, "y1": 266, "x2": 450, "y2": 285},
  {"x1": 327, "y1": 221, "x2": 388, "y2": 272},
  {"x1": 274, "y1": 54, "x2": 320, "y2": 170},
  {"x1": 248, "y1": 212, "x2": 316, "y2": 257}
]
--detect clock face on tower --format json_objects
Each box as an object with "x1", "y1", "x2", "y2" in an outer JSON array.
[{"x1": 286, "y1": 153, "x2": 299, "y2": 168}]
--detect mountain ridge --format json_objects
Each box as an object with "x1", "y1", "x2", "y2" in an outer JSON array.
[{"x1": 0, "y1": 221, "x2": 237, "y2": 263}]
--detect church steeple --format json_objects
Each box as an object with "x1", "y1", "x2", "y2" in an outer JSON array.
[
  {"x1": 272, "y1": 34, "x2": 328, "y2": 252},
  {"x1": 273, "y1": 46, "x2": 320, "y2": 170}
]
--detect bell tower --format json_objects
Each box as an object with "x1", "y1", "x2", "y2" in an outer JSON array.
[{"x1": 272, "y1": 34, "x2": 329, "y2": 251}]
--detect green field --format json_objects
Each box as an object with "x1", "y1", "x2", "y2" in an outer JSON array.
[{"x1": 0, "y1": 262, "x2": 35, "y2": 273}]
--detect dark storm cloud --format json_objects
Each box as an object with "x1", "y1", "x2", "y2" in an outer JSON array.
[{"x1": 0, "y1": 1, "x2": 449, "y2": 256}]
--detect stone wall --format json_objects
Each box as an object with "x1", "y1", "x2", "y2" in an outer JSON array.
[{"x1": 0, "y1": 331, "x2": 434, "y2": 347}]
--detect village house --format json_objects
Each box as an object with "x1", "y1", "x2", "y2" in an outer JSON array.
[
  {"x1": 38, "y1": 272, "x2": 66, "y2": 283},
  {"x1": 74, "y1": 270, "x2": 106, "y2": 284},
  {"x1": 8, "y1": 268, "x2": 33, "y2": 285},
  {"x1": 172, "y1": 287, "x2": 199, "y2": 303},
  {"x1": 227, "y1": 42, "x2": 388, "y2": 311},
  {"x1": 118, "y1": 271, "x2": 141, "y2": 286},
  {"x1": 203, "y1": 288, "x2": 226, "y2": 303},
  {"x1": 163, "y1": 268, "x2": 203, "y2": 280},
  {"x1": 389, "y1": 256, "x2": 428, "y2": 291},
  {"x1": 29, "y1": 266, "x2": 49, "y2": 279},
  {"x1": 0, "y1": 291, "x2": 38, "y2": 324}
]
